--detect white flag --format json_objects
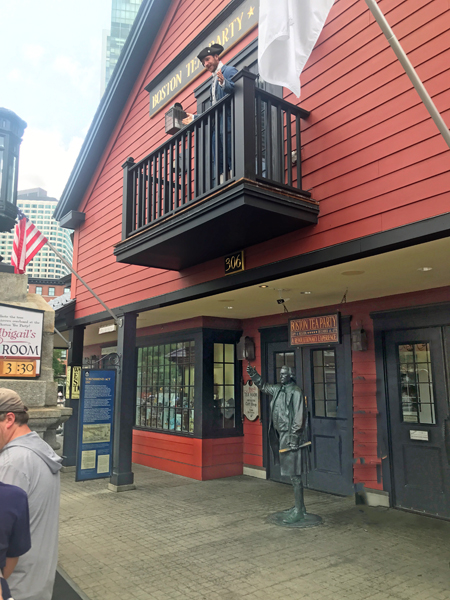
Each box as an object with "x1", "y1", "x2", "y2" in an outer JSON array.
[{"x1": 258, "y1": 0, "x2": 334, "y2": 97}]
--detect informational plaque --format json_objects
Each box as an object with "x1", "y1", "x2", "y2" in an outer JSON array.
[
  {"x1": 290, "y1": 313, "x2": 340, "y2": 347},
  {"x1": 243, "y1": 381, "x2": 259, "y2": 421},
  {"x1": 76, "y1": 370, "x2": 116, "y2": 482},
  {"x1": 0, "y1": 303, "x2": 44, "y2": 378}
]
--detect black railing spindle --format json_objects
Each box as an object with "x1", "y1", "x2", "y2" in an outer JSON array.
[
  {"x1": 286, "y1": 110, "x2": 292, "y2": 187},
  {"x1": 121, "y1": 72, "x2": 310, "y2": 240}
]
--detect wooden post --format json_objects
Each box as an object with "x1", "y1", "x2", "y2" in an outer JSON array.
[
  {"x1": 121, "y1": 157, "x2": 135, "y2": 239},
  {"x1": 109, "y1": 312, "x2": 137, "y2": 491},
  {"x1": 233, "y1": 68, "x2": 257, "y2": 181}
]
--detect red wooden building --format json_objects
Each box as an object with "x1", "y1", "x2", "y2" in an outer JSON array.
[{"x1": 54, "y1": 0, "x2": 450, "y2": 519}]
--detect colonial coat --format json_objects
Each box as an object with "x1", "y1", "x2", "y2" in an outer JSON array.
[{"x1": 252, "y1": 374, "x2": 310, "y2": 476}]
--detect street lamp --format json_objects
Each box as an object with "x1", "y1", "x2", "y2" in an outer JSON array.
[{"x1": 0, "y1": 108, "x2": 27, "y2": 232}]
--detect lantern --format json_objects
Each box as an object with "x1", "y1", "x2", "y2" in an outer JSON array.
[
  {"x1": 236, "y1": 336, "x2": 256, "y2": 361},
  {"x1": 165, "y1": 102, "x2": 187, "y2": 135},
  {"x1": 0, "y1": 108, "x2": 27, "y2": 232}
]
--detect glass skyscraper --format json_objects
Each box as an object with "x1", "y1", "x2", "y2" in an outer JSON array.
[
  {"x1": 102, "y1": 0, "x2": 144, "y2": 94},
  {"x1": 0, "y1": 188, "x2": 73, "y2": 278}
]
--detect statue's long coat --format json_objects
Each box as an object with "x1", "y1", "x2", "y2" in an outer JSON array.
[{"x1": 252, "y1": 376, "x2": 310, "y2": 476}]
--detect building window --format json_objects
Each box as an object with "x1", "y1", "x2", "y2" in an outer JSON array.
[
  {"x1": 136, "y1": 341, "x2": 195, "y2": 434},
  {"x1": 35, "y1": 286, "x2": 42, "y2": 295},
  {"x1": 213, "y1": 343, "x2": 236, "y2": 429},
  {"x1": 274, "y1": 351, "x2": 295, "y2": 382},
  {"x1": 398, "y1": 343, "x2": 436, "y2": 424},
  {"x1": 64, "y1": 287, "x2": 70, "y2": 293},
  {"x1": 48, "y1": 287, "x2": 55, "y2": 296},
  {"x1": 312, "y1": 349, "x2": 337, "y2": 418}
]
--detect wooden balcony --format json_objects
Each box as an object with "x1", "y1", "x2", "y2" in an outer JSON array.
[{"x1": 114, "y1": 70, "x2": 319, "y2": 271}]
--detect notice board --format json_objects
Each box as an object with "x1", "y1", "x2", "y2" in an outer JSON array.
[{"x1": 76, "y1": 369, "x2": 116, "y2": 482}]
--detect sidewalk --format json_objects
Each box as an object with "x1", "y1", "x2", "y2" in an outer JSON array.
[{"x1": 58, "y1": 464, "x2": 449, "y2": 600}]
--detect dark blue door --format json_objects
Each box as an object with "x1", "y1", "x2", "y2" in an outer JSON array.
[{"x1": 265, "y1": 323, "x2": 353, "y2": 496}]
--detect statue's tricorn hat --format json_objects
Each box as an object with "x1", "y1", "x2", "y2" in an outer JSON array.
[{"x1": 197, "y1": 44, "x2": 224, "y2": 63}]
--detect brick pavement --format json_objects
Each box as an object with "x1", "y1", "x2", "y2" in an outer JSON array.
[{"x1": 58, "y1": 465, "x2": 450, "y2": 600}]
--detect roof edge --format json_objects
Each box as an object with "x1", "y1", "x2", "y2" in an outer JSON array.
[{"x1": 54, "y1": 0, "x2": 171, "y2": 221}]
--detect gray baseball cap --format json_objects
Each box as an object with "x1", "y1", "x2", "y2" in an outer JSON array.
[{"x1": 0, "y1": 388, "x2": 28, "y2": 413}]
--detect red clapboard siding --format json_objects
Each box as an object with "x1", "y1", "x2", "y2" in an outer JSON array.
[
  {"x1": 132, "y1": 430, "x2": 243, "y2": 480},
  {"x1": 72, "y1": 0, "x2": 450, "y2": 320},
  {"x1": 241, "y1": 286, "x2": 450, "y2": 488}
]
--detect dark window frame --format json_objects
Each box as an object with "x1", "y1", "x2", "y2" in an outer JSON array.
[{"x1": 135, "y1": 327, "x2": 242, "y2": 439}]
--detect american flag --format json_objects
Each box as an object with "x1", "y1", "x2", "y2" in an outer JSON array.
[{"x1": 11, "y1": 209, "x2": 48, "y2": 274}]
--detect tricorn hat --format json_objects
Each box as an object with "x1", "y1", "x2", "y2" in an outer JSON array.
[{"x1": 197, "y1": 44, "x2": 224, "y2": 63}]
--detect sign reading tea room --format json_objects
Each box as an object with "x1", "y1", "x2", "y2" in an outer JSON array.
[
  {"x1": 290, "y1": 313, "x2": 341, "y2": 347},
  {"x1": 0, "y1": 303, "x2": 44, "y2": 378},
  {"x1": 243, "y1": 380, "x2": 259, "y2": 420}
]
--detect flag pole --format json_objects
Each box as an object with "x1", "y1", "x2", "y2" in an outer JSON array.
[
  {"x1": 45, "y1": 239, "x2": 122, "y2": 327},
  {"x1": 54, "y1": 327, "x2": 70, "y2": 348},
  {"x1": 364, "y1": 0, "x2": 450, "y2": 150}
]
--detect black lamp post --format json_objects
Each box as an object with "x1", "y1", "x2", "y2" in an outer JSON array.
[{"x1": 0, "y1": 108, "x2": 27, "y2": 232}]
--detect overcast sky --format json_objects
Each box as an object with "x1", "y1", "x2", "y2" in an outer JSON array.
[{"x1": 1, "y1": 0, "x2": 112, "y2": 199}]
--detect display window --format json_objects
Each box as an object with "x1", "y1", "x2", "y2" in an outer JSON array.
[
  {"x1": 135, "y1": 328, "x2": 242, "y2": 438},
  {"x1": 136, "y1": 341, "x2": 195, "y2": 434}
]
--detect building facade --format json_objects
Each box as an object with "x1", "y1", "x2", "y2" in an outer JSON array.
[
  {"x1": 28, "y1": 274, "x2": 71, "y2": 301},
  {"x1": 101, "y1": 0, "x2": 144, "y2": 94},
  {"x1": 0, "y1": 188, "x2": 73, "y2": 278},
  {"x1": 55, "y1": 0, "x2": 450, "y2": 518}
]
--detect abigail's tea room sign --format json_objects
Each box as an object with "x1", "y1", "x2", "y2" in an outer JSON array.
[{"x1": 0, "y1": 304, "x2": 44, "y2": 378}]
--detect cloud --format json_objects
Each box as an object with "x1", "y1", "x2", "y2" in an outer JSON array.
[
  {"x1": 22, "y1": 44, "x2": 45, "y2": 65},
  {"x1": 18, "y1": 127, "x2": 84, "y2": 199},
  {"x1": 8, "y1": 69, "x2": 22, "y2": 81},
  {"x1": 52, "y1": 55, "x2": 98, "y2": 97}
]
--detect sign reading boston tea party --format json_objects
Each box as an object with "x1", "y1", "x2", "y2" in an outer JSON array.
[
  {"x1": 0, "y1": 303, "x2": 44, "y2": 378},
  {"x1": 290, "y1": 314, "x2": 341, "y2": 347},
  {"x1": 147, "y1": 0, "x2": 258, "y2": 117}
]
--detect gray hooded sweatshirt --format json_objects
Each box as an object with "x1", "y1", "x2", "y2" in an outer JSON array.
[{"x1": 0, "y1": 431, "x2": 62, "y2": 600}]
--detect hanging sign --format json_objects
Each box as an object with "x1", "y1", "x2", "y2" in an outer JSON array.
[
  {"x1": 243, "y1": 380, "x2": 259, "y2": 420},
  {"x1": 71, "y1": 366, "x2": 82, "y2": 399},
  {"x1": 146, "y1": 0, "x2": 259, "y2": 117},
  {"x1": 0, "y1": 303, "x2": 44, "y2": 378},
  {"x1": 290, "y1": 313, "x2": 341, "y2": 347},
  {"x1": 76, "y1": 370, "x2": 116, "y2": 482}
]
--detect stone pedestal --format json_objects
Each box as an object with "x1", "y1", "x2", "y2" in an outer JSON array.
[{"x1": 0, "y1": 272, "x2": 72, "y2": 448}]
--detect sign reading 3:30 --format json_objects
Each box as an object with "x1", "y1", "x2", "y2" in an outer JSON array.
[{"x1": 0, "y1": 360, "x2": 36, "y2": 378}]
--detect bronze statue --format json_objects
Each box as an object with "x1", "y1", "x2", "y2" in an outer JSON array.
[{"x1": 247, "y1": 364, "x2": 321, "y2": 527}]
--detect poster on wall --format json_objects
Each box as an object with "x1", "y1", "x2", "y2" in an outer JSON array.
[
  {"x1": 0, "y1": 303, "x2": 44, "y2": 378},
  {"x1": 76, "y1": 370, "x2": 116, "y2": 482}
]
